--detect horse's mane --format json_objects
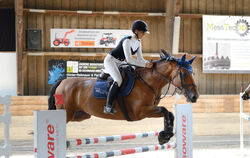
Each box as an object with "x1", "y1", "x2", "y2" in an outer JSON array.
[{"x1": 136, "y1": 49, "x2": 195, "y2": 76}]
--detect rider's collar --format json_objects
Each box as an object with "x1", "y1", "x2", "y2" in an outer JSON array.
[{"x1": 132, "y1": 35, "x2": 141, "y2": 42}]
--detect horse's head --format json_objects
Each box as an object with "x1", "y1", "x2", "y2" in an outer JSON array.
[
  {"x1": 159, "y1": 49, "x2": 199, "y2": 103},
  {"x1": 242, "y1": 85, "x2": 250, "y2": 100}
]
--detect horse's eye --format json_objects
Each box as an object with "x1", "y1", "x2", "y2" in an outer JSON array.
[{"x1": 183, "y1": 72, "x2": 188, "y2": 78}]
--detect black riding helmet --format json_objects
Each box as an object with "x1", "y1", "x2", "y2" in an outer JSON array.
[{"x1": 131, "y1": 20, "x2": 150, "y2": 34}]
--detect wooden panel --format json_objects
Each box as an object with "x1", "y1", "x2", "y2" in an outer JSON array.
[
  {"x1": 44, "y1": 0, "x2": 53, "y2": 9},
  {"x1": 191, "y1": 19, "x2": 201, "y2": 53},
  {"x1": 236, "y1": 0, "x2": 244, "y2": 15},
  {"x1": 36, "y1": 0, "x2": 45, "y2": 9},
  {"x1": 197, "y1": 58, "x2": 206, "y2": 94},
  {"x1": 228, "y1": 74, "x2": 236, "y2": 94},
  {"x1": 27, "y1": 0, "x2": 36, "y2": 8},
  {"x1": 228, "y1": 0, "x2": 236, "y2": 15},
  {"x1": 88, "y1": 0, "x2": 96, "y2": 11},
  {"x1": 78, "y1": 0, "x2": 88, "y2": 10},
  {"x1": 243, "y1": 0, "x2": 250, "y2": 15},
  {"x1": 213, "y1": 74, "x2": 221, "y2": 94},
  {"x1": 103, "y1": 0, "x2": 112, "y2": 11},
  {"x1": 5, "y1": 95, "x2": 244, "y2": 116},
  {"x1": 191, "y1": 0, "x2": 198, "y2": 13},
  {"x1": 23, "y1": 54, "x2": 29, "y2": 94},
  {"x1": 150, "y1": 18, "x2": 158, "y2": 52},
  {"x1": 183, "y1": 0, "x2": 191, "y2": 13},
  {"x1": 28, "y1": 56, "x2": 37, "y2": 95},
  {"x1": 158, "y1": 17, "x2": 166, "y2": 50},
  {"x1": 213, "y1": 0, "x2": 221, "y2": 14},
  {"x1": 183, "y1": 19, "x2": 192, "y2": 52},
  {"x1": 206, "y1": 0, "x2": 214, "y2": 14},
  {"x1": 235, "y1": 74, "x2": 243, "y2": 93},
  {"x1": 220, "y1": 74, "x2": 229, "y2": 94},
  {"x1": 221, "y1": 0, "x2": 228, "y2": 15},
  {"x1": 37, "y1": 56, "x2": 46, "y2": 94},
  {"x1": 70, "y1": 0, "x2": 78, "y2": 10},
  {"x1": 37, "y1": 14, "x2": 45, "y2": 50},
  {"x1": 53, "y1": 0, "x2": 62, "y2": 10},
  {"x1": 44, "y1": 15, "x2": 53, "y2": 51},
  {"x1": 198, "y1": 0, "x2": 206, "y2": 14},
  {"x1": 127, "y1": 0, "x2": 135, "y2": 12},
  {"x1": 96, "y1": 0, "x2": 104, "y2": 11}
]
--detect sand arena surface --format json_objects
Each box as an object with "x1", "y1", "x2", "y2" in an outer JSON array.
[{"x1": 1, "y1": 113, "x2": 250, "y2": 158}]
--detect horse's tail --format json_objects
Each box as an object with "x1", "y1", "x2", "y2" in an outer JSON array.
[{"x1": 48, "y1": 80, "x2": 63, "y2": 110}]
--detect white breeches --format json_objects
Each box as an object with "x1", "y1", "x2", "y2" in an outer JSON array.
[{"x1": 104, "y1": 54, "x2": 123, "y2": 87}]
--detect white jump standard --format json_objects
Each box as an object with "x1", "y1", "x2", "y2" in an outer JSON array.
[
  {"x1": 34, "y1": 104, "x2": 193, "y2": 158},
  {"x1": 240, "y1": 92, "x2": 250, "y2": 157},
  {"x1": 0, "y1": 95, "x2": 12, "y2": 158}
]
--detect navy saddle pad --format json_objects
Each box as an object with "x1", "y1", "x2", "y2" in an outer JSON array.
[{"x1": 93, "y1": 72, "x2": 135, "y2": 99}]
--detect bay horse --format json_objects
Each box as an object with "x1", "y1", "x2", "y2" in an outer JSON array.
[
  {"x1": 48, "y1": 50, "x2": 199, "y2": 145},
  {"x1": 242, "y1": 84, "x2": 250, "y2": 100}
]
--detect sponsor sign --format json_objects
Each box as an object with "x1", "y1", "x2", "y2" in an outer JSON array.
[
  {"x1": 51, "y1": 29, "x2": 132, "y2": 48},
  {"x1": 34, "y1": 110, "x2": 66, "y2": 158},
  {"x1": 175, "y1": 104, "x2": 193, "y2": 158},
  {"x1": 203, "y1": 15, "x2": 250, "y2": 73},
  {"x1": 48, "y1": 60, "x2": 103, "y2": 85}
]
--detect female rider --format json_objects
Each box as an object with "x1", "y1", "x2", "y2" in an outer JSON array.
[{"x1": 104, "y1": 20, "x2": 153, "y2": 114}]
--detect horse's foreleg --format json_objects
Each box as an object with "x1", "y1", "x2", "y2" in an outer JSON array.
[
  {"x1": 156, "y1": 106, "x2": 174, "y2": 145},
  {"x1": 141, "y1": 106, "x2": 174, "y2": 145}
]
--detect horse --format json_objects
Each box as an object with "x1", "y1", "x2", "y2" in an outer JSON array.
[
  {"x1": 48, "y1": 49, "x2": 199, "y2": 145},
  {"x1": 242, "y1": 84, "x2": 250, "y2": 100}
]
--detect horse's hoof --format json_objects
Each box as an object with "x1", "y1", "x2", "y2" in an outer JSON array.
[
  {"x1": 158, "y1": 129, "x2": 174, "y2": 145},
  {"x1": 66, "y1": 140, "x2": 70, "y2": 149},
  {"x1": 104, "y1": 106, "x2": 117, "y2": 115}
]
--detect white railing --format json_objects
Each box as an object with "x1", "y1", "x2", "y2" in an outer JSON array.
[
  {"x1": 240, "y1": 92, "x2": 250, "y2": 157},
  {"x1": 0, "y1": 95, "x2": 12, "y2": 158}
]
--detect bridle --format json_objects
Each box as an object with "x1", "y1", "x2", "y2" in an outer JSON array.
[{"x1": 136, "y1": 57, "x2": 197, "y2": 104}]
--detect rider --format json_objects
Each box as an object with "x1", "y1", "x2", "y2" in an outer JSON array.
[{"x1": 103, "y1": 20, "x2": 153, "y2": 114}]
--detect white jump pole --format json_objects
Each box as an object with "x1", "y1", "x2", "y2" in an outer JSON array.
[
  {"x1": 34, "y1": 104, "x2": 193, "y2": 158},
  {"x1": 0, "y1": 95, "x2": 12, "y2": 158}
]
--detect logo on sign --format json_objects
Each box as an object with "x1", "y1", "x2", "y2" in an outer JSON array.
[
  {"x1": 47, "y1": 124, "x2": 55, "y2": 158},
  {"x1": 182, "y1": 114, "x2": 187, "y2": 158}
]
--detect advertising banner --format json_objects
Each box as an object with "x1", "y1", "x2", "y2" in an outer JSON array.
[
  {"x1": 203, "y1": 15, "x2": 250, "y2": 73},
  {"x1": 51, "y1": 29, "x2": 132, "y2": 48},
  {"x1": 48, "y1": 60, "x2": 103, "y2": 85}
]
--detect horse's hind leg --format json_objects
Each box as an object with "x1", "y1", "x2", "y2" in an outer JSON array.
[{"x1": 72, "y1": 110, "x2": 91, "y2": 122}]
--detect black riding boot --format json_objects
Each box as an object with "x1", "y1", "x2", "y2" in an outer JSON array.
[{"x1": 104, "y1": 82, "x2": 119, "y2": 114}]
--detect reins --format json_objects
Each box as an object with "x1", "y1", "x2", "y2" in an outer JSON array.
[{"x1": 133, "y1": 57, "x2": 197, "y2": 105}]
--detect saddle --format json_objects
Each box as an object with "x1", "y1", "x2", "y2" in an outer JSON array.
[
  {"x1": 93, "y1": 65, "x2": 136, "y2": 121},
  {"x1": 94, "y1": 65, "x2": 136, "y2": 98}
]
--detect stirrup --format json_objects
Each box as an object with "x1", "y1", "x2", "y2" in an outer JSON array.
[{"x1": 104, "y1": 105, "x2": 117, "y2": 115}]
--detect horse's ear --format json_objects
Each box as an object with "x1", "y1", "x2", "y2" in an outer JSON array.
[
  {"x1": 160, "y1": 49, "x2": 170, "y2": 58},
  {"x1": 188, "y1": 56, "x2": 197, "y2": 65},
  {"x1": 181, "y1": 54, "x2": 186, "y2": 63}
]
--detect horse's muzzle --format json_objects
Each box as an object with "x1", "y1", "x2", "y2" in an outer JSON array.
[
  {"x1": 185, "y1": 89, "x2": 199, "y2": 103},
  {"x1": 242, "y1": 93, "x2": 249, "y2": 100}
]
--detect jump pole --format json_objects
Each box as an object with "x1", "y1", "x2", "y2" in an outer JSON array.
[{"x1": 34, "y1": 104, "x2": 193, "y2": 158}]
